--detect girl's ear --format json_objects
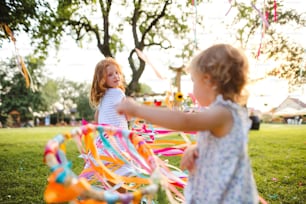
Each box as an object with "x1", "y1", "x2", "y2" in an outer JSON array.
[{"x1": 201, "y1": 73, "x2": 211, "y2": 84}]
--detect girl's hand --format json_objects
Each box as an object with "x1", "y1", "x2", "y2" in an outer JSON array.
[
  {"x1": 180, "y1": 144, "x2": 198, "y2": 174},
  {"x1": 116, "y1": 97, "x2": 139, "y2": 117}
]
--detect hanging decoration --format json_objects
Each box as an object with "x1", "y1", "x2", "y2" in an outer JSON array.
[
  {"x1": 251, "y1": 1, "x2": 269, "y2": 59},
  {"x1": 274, "y1": 0, "x2": 277, "y2": 22},
  {"x1": 225, "y1": 0, "x2": 233, "y2": 16},
  {"x1": 251, "y1": 3, "x2": 270, "y2": 29},
  {"x1": 135, "y1": 48, "x2": 165, "y2": 80},
  {"x1": 191, "y1": 0, "x2": 198, "y2": 50},
  {"x1": 1, "y1": 23, "x2": 32, "y2": 88}
]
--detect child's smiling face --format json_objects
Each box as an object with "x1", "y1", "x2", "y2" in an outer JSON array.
[{"x1": 105, "y1": 65, "x2": 121, "y2": 88}]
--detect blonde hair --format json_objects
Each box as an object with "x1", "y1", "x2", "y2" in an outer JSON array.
[
  {"x1": 90, "y1": 57, "x2": 125, "y2": 107},
  {"x1": 189, "y1": 44, "x2": 249, "y2": 104}
]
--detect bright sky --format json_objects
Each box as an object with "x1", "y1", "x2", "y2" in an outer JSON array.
[{"x1": 1, "y1": 0, "x2": 305, "y2": 111}]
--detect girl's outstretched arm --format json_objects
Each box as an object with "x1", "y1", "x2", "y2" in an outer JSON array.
[{"x1": 116, "y1": 97, "x2": 232, "y2": 134}]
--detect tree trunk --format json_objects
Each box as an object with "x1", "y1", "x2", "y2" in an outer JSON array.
[{"x1": 126, "y1": 53, "x2": 146, "y2": 95}]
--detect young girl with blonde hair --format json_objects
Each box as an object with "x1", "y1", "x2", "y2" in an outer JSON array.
[
  {"x1": 117, "y1": 44, "x2": 259, "y2": 203},
  {"x1": 90, "y1": 57, "x2": 128, "y2": 129},
  {"x1": 83, "y1": 58, "x2": 133, "y2": 188}
]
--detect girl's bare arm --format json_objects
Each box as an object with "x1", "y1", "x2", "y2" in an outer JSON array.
[{"x1": 117, "y1": 97, "x2": 232, "y2": 136}]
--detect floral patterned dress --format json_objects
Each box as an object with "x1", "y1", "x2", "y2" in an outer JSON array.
[{"x1": 184, "y1": 95, "x2": 259, "y2": 204}]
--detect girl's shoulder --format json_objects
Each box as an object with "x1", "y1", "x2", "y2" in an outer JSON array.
[
  {"x1": 107, "y1": 88, "x2": 125, "y2": 97},
  {"x1": 213, "y1": 95, "x2": 251, "y2": 134},
  {"x1": 107, "y1": 88, "x2": 124, "y2": 93},
  {"x1": 213, "y1": 95, "x2": 240, "y2": 110}
]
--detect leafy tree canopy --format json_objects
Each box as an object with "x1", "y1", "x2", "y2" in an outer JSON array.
[
  {"x1": 1, "y1": 0, "x2": 203, "y2": 95},
  {"x1": 229, "y1": 0, "x2": 306, "y2": 86},
  {"x1": 0, "y1": 55, "x2": 47, "y2": 125},
  {"x1": 2, "y1": 0, "x2": 304, "y2": 92}
]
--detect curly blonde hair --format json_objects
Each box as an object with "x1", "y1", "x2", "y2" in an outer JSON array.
[
  {"x1": 89, "y1": 57, "x2": 125, "y2": 108},
  {"x1": 189, "y1": 44, "x2": 249, "y2": 104}
]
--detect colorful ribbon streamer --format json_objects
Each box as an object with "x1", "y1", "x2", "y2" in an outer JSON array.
[
  {"x1": 135, "y1": 48, "x2": 165, "y2": 80},
  {"x1": 274, "y1": 0, "x2": 277, "y2": 22},
  {"x1": 1, "y1": 23, "x2": 32, "y2": 88},
  {"x1": 44, "y1": 124, "x2": 190, "y2": 203}
]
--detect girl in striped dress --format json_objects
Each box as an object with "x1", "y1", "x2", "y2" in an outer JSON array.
[
  {"x1": 90, "y1": 57, "x2": 128, "y2": 129},
  {"x1": 81, "y1": 58, "x2": 132, "y2": 191}
]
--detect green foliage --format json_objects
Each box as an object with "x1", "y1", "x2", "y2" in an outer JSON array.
[
  {"x1": 74, "y1": 82, "x2": 94, "y2": 121},
  {"x1": 0, "y1": 56, "x2": 47, "y2": 125},
  {"x1": 0, "y1": 0, "x2": 54, "y2": 58},
  {"x1": 264, "y1": 33, "x2": 306, "y2": 85},
  {"x1": 5, "y1": 115, "x2": 13, "y2": 127},
  {"x1": 50, "y1": 78, "x2": 94, "y2": 121},
  {"x1": 0, "y1": 56, "x2": 94, "y2": 125},
  {"x1": 0, "y1": 0, "x2": 38, "y2": 37},
  {"x1": 41, "y1": 79, "x2": 60, "y2": 107},
  {"x1": 231, "y1": 0, "x2": 306, "y2": 86},
  {"x1": 139, "y1": 83, "x2": 153, "y2": 94},
  {"x1": 1, "y1": 0, "x2": 203, "y2": 95},
  {"x1": 5, "y1": 0, "x2": 304, "y2": 92}
]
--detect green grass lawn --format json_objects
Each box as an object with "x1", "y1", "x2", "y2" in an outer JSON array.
[
  {"x1": 248, "y1": 124, "x2": 305, "y2": 204},
  {"x1": 0, "y1": 124, "x2": 305, "y2": 203}
]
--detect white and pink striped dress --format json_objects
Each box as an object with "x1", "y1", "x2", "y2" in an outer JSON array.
[{"x1": 97, "y1": 88, "x2": 128, "y2": 129}]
